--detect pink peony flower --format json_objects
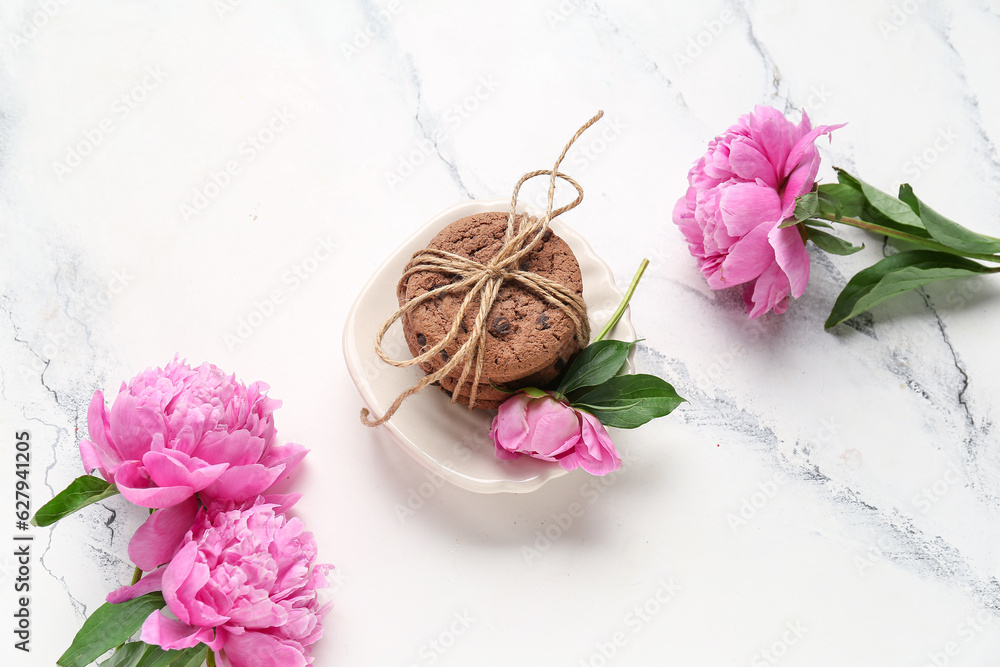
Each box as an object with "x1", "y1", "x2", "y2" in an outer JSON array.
[
  {"x1": 108, "y1": 499, "x2": 332, "y2": 667},
  {"x1": 673, "y1": 105, "x2": 844, "y2": 317},
  {"x1": 79, "y1": 359, "x2": 306, "y2": 509},
  {"x1": 491, "y1": 391, "x2": 620, "y2": 475}
]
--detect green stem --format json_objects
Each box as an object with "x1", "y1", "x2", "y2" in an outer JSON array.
[
  {"x1": 207, "y1": 647, "x2": 216, "y2": 667},
  {"x1": 821, "y1": 214, "x2": 1000, "y2": 263},
  {"x1": 594, "y1": 258, "x2": 649, "y2": 343},
  {"x1": 130, "y1": 565, "x2": 143, "y2": 586}
]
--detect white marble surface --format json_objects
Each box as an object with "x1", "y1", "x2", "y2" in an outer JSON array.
[{"x1": 2, "y1": 0, "x2": 999, "y2": 665}]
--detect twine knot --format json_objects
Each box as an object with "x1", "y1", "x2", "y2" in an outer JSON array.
[{"x1": 361, "y1": 111, "x2": 604, "y2": 427}]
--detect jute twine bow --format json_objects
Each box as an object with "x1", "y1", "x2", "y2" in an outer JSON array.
[{"x1": 360, "y1": 111, "x2": 604, "y2": 427}]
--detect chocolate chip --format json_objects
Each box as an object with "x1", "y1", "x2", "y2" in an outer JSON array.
[
  {"x1": 554, "y1": 357, "x2": 566, "y2": 372},
  {"x1": 440, "y1": 349, "x2": 449, "y2": 361},
  {"x1": 416, "y1": 333, "x2": 426, "y2": 346},
  {"x1": 542, "y1": 229, "x2": 553, "y2": 243},
  {"x1": 535, "y1": 313, "x2": 550, "y2": 330},
  {"x1": 490, "y1": 316, "x2": 511, "y2": 337}
]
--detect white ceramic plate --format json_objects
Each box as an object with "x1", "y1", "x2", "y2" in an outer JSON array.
[{"x1": 343, "y1": 199, "x2": 636, "y2": 494}]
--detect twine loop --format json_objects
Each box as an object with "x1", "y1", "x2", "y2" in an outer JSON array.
[{"x1": 361, "y1": 111, "x2": 604, "y2": 427}]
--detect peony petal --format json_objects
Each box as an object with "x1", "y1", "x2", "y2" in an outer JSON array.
[
  {"x1": 523, "y1": 396, "x2": 580, "y2": 456},
  {"x1": 142, "y1": 450, "x2": 228, "y2": 492},
  {"x1": 114, "y1": 461, "x2": 197, "y2": 509},
  {"x1": 85, "y1": 391, "x2": 116, "y2": 460},
  {"x1": 195, "y1": 430, "x2": 261, "y2": 467},
  {"x1": 129, "y1": 498, "x2": 199, "y2": 571},
  {"x1": 107, "y1": 393, "x2": 166, "y2": 462},
  {"x1": 228, "y1": 595, "x2": 287, "y2": 629},
  {"x1": 493, "y1": 440, "x2": 522, "y2": 461},
  {"x1": 728, "y1": 136, "x2": 778, "y2": 190},
  {"x1": 258, "y1": 493, "x2": 301, "y2": 515},
  {"x1": 748, "y1": 105, "x2": 798, "y2": 178},
  {"x1": 745, "y1": 263, "x2": 792, "y2": 318},
  {"x1": 200, "y1": 464, "x2": 285, "y2": 504},
  {"x1": 163, "y1": 541, "x2": 229, "y2": 627},
  {"x1": 779, "y1": 121, "x2": 846, "y2": 212},
  {"x1": 524, "y1": 408, "x2": 581, "y2": 458},
  {"x1": 557, "y1": 450, "x2": 583, "y2": 472},
  {"x1": 576, "y1": 412, "x2": 622, "y2": 476},
  {"x1": 710, "y1": 223, "x2": 774, "y2": 288},
  {"x1": 491, "y1": 394, "x2": 531, "y2": 454},
  {"x1": 719, "y1": 182, "x2": 783, "y2": 238},
  {"x1": 768, "y1": 224, "x2": 811, "y2": 298},
  {"x1": 222, "y1": 630, "x2": 307, "y2": 667},
  {"x1": 78, "y1": 441, "x2": 113, "y2": 483},
  {"x1": 107, "y1": 567, "x2": 165, "y2": 603},
  {"x1": 260, "y1": 441, "x2": 308, "y2": 474},
  {"x1": 140, "y1": 610, "x2": 217, "y2": 650},
  {"x1": 672, "y1": 188, "x2": 704, "y2": 250}
]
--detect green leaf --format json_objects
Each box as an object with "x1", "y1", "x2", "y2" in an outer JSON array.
[
  {"x1": 98, "y1": 643, "x2": 148, "y2": 667},
  {"x1": 806, "y1": 227, "x2": 865, "y2": 256},
  {"x1": 834, "y1": 169, "x2": 929, "y2": 237},
  {"x1": 897, "y1": 183, "x2": 920, "y2": 215},
  {"x1": 817, "y1": 182, "x2": 866, "y2": 219},
  {"x1": 99, "y1": 643, "x2": 209, "y2": 667},
  {"x1": 793, "y1": 192, "x2": 819, "y2": 221},
  {"x1": 802, "y1": 219, "x2": 833, "y2": 230},
  {"x1": 571, "y1": 374, "x2": 685, "y2": 429},
  {"x1": 837, "y1": 169, "x2": 924, "y2": 229},
  {"x1": 32, "y1": 475, "x2": 119, "y2": 527},
  {"x1": 58, "y1": 593, "x2": 166, "y2": 667},
  {"x1": 825, "y1": 250, "x2": 998, "y2": 328},
  {"x1": 136, "y1": 644, "x2": 209, "y2": 667},
  {"x1": 906, "y1": 189, "x2": 1000, "y2": 256},
  {"x1": 557, "y1": 339, "x2": 634, "y2": 395}
]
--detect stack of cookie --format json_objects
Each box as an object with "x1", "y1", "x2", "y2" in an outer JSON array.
[{"x1": 400, "y1": 211, "x2": 585, "y2": 408}]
